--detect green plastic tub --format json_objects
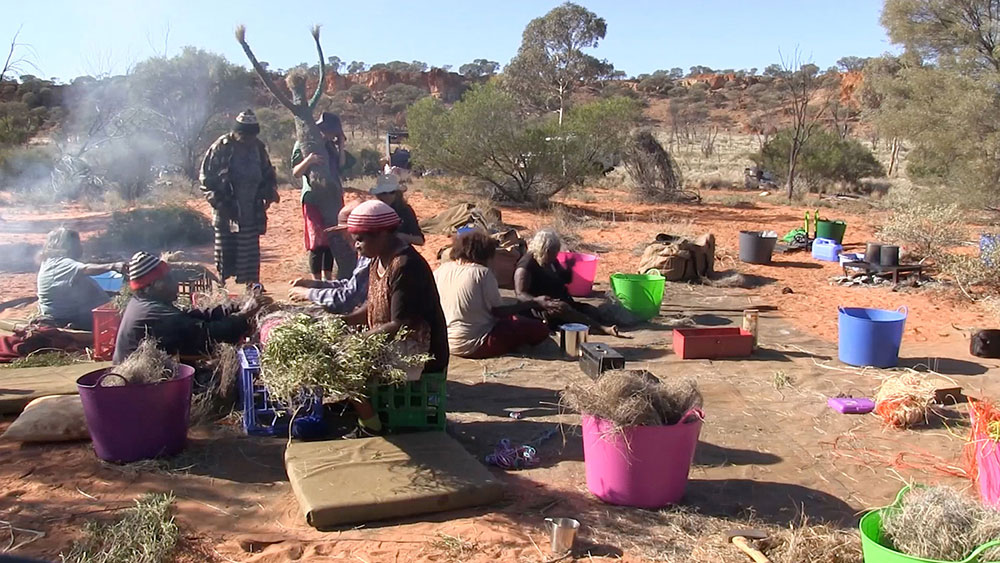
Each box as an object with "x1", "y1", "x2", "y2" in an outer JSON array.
[
  {"x1": 610, "y1": 270, "x2": 666, "y2": 321},
  {"x1": 860, "y1": 486, "x2": 1000, "y2": 563},
  {"x1": 816, "y1": 219, "x2": 847, "y2": 244}
]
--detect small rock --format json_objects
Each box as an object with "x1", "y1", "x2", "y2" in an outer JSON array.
[{"x1": 781, "y1": 287, "x2": 794, "y2": 294}]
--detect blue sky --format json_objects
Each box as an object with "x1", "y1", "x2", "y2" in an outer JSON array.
[{"x1": 1, "y1": 0, "x2": 894, "y2": 82}]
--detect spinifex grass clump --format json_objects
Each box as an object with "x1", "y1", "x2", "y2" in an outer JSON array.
[
  {"x1": 882, "y1": 486, "x2": 1000, "y2": 561},
  {"x1": 105, "y1": 338, "x2": 178, "y2": 386},
  {"x1": 260, "y1": 314, "x2": 430, "y2": 408},
  {"x1": 561, "y1": 370, "x2": 702, "y2": 430},
  {"x1": 61, "y1": 492, "x2": 178, "y2": 563}
]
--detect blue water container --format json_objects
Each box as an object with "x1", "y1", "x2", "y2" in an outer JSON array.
[
  {"x1": 91, "y1": 272, "x2": 124, "y2": 292},
  {"x1": 838, "y1": 306, "x2": 907, "y2": 368},
  {"x1": 812, "y1": 238, "x2": 843, "y2": 262}
]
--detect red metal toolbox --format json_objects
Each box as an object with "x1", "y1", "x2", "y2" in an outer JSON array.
[{"x1": 672, "y1": 327, "x2": 753, "y2": 360}]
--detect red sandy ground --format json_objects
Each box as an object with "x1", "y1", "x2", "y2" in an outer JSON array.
[{"x1": 0, "y1": 182, "x2": 993, "y2": 562}]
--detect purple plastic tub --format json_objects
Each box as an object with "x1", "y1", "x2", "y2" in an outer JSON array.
[{"x1": 77, "y1": 364, "x2": 194, "y2": 463}]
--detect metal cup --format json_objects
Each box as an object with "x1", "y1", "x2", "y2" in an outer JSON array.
[
  {"x1": 559, "y1": 324, "x2": 589, "y2": 357},
  {"x1": 545, "y1": 517, "x2": 580, "y2": 554}
]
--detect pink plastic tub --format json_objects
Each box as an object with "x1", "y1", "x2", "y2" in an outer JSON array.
[
  {"x1": 582, "y1": 410, "x2": 703, "y2": 508},
  {"x1": 557, "y1": 252, "x2": 599, "y2": 297},
  {"x1": 969, "y1": 404, "x2": 1000, "y2": 508},
  {"x1": 77, "y1": 364, "x2": 194, "y2": 463}
]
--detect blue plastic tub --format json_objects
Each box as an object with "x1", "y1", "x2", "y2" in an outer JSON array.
[
  {"x1": 838, "y1": 306, "x2": 907, "y2": 368},
  {"x1": 91, "y1": 272, "x2": 124, "y2": 292}
]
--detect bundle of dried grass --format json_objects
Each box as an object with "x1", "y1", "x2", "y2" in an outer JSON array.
[
  {"x1": 882, "y1": 486, "x2": 1000, "y2": 561},
  {"x1": 190, "y1": 288, "x2": 249, "y2": 310},
  {"x1": 874, "y1": 372, "x2": 937, "y2": 428},
  {"x1": 561, "y1": 370, "x2": 702, "y2": 429},
  {"x1": 104, "y1": 338, "x2": 178, "y2": 386},
  {"x1": 759, "y1": 516, "x2": 862, "y2": 563}
]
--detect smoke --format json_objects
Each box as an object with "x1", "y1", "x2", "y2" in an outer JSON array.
[{"x1": 0, "y1": 46, "x2": 252, "y2": 206}]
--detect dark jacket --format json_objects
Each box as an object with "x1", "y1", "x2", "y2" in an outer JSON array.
[{"x1": 112, "y1": 296, "x2": 249, "y2": 364}]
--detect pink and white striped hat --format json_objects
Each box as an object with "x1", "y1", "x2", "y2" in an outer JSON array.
[{"x1": 346, "y1": 200, "x2": 400, "y2": 234}]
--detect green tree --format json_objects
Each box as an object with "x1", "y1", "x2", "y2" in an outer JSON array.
[
  {"x1": 346, "y1": 61, "x2": 366, "y2": 74},
  {"x1": 327, "y1": 56, "x2": 344, "y2": 73},
  {"x1": 381, "y1": 83, "x2": 429, "y2": 115},
  {"x1": 129, "y1": 46, "x2": 255, "y2": 179},
  {"x1": 752, "y1": 128, "x2": 885, "y2": 192},
  {"x1": 459, "y1": 59, "x2": 500, "y2": 78},
  {"x1": 503, "y1": 2, "x2": 611, "y2": 124},
  {"x1": 870, "y1": 0, "x2": 1000, "y2": 204},
  {"x1": 836, "y1": 56, "x2": 870, "y2": 72},
  {"x1": 688, "y1": 65, "x2": 714, "y2": 76},
  {"x1": 407, "y1": 83, "x2": 637, "y2": 203}
]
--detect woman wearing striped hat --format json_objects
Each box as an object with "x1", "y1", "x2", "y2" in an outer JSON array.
[
  {"x1": 199, "y1": 109, "x2": 280, "y2": 290},
  {"x1": 340, "y1": 200, "x2": 448, "y2": 437},
  {"x1": 113, "y1": 251, "x2": 267, "y2": 363}
]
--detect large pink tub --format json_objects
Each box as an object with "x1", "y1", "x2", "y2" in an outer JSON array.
[
  {"x1": 557, "y1": 252, "x2": 599, "y2": 297},
  {"x1": 582, "y1": 411, "x2": 703, "y2": 508}
]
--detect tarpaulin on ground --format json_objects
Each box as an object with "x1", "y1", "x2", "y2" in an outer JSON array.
[
  {"x1": 285, "y1": 432, "x2": 504, "y2": 529},
  {"x1": 0, "y1": 362, "x2": 110, "y2": 414}
]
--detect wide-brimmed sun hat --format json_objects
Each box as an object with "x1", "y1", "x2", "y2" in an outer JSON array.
[{"x1": 369, "y1": 173, "x2": 405, "y2": 195}]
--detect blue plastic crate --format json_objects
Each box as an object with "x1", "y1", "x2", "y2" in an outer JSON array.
[
  {"x1": 238, "y1": 345, "x2": 325, "y2": 438},
  {"x1": 91, "y1": 272, "x2": 124, "y2": 292}
]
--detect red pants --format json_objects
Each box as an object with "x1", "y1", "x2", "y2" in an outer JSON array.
[{"x1": 463, "y1": 316, "x2": 551, "y2": 359}]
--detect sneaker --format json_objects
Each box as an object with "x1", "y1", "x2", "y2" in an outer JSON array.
[{"x1": 342, "y1": 425, "x2": 383, "y2": 439}]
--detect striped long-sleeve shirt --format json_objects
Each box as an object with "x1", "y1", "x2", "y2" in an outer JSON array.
[{"x1": 307, "y1": 256, "x2": 371, "y2": 313}]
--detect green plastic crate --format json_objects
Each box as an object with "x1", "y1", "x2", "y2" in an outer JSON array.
[{"x1": 368, "y1": 372, "x2": 447, "y2": 431}]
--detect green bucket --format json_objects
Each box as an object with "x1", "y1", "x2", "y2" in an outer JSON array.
[
  {"x1": 610, "y1": 270, "x2": 666, "y2": 321},
  {"x1": 816, "y1": 219, "x2": 847, "y2": 244},
  {"x1": 860, "y1": 486, "x2": 1000, "y2": 563}
]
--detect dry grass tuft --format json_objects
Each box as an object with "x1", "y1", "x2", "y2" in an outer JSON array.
[
  {"x1": 61, "y1": 492, "x2": 178, "y2": 563},
  {"x1": 882, "y1": 486, "x2": 1000, "y2": 561},
  {"x1": 561, "y1": 370, "x2": 702, "y2": 428},
  {"x1": 106, "y1": 338, "x2": 177, "y2": 386},
  {"x1": 429, "y1": 533, "x2": 479, "y2": 561},
  {"x1": 583, "y1": 504, "x2": 862, "y2": 562}
]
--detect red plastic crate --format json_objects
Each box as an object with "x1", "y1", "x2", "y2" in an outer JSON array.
[
  {"x1": 672, "y1": 327, "x2": 753, "y2": 360},
  {"x1": 92, "y1": 304, "x2": 122, "y2": 361}
]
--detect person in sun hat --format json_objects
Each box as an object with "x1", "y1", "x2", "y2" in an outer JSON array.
[
  {"x1": 112, "y1": 251, "x2": 269, "y2": 364},
  {"x1": 199, "y1": 109, "x2": 280, "y2": 290},
  {"x1": 370, "y1": 173, "x2": 424, "y2": 246},
  {"x1": 338, "y1": 200, "x2": 448, "y2": 437},
  {"x1": 287, "y1": 200, "x2": 371, "y2": 313},
  {"x1": 291, "y1": 111, "x2": 356, "y2": 282}
]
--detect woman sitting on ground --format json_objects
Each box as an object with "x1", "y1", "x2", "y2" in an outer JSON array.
[
  {"x1": 341, "y1": 200, "x2": 448, "y2": 437},
  {"x1": 36, "y1": 228, "x2": 124, "y2": 331},
  {"x1": 435, "y1": 230, "x2": 554, "y2": 359},
  {"x1": 514, "y1": 229, "x2": 619, "y2": 336}
]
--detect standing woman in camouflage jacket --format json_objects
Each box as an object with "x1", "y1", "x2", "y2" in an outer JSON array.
[{"x1": 199, "y1": 109, "x2": 280, "y2": 289}]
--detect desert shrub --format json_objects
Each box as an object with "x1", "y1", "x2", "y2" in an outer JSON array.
[
  {"x1": 408, "y1": 83, "x2": 639, "y2": 205},
  {"x1": 0, "y1": 145, "x2": 56, "y2": 193},
  {"x1": 91, "y1": 205, "x2": 213, "y2": 254},
  {"x1": 877, "y1": 202, "x2": 965, "y2": 260},
  {"x1": 255, "y1": 107, "x2": 296, "y2": 172},
  {"x1": 753, "y1": 128, "x2": 885, "y2": 191},
  {"x1": 621, "y1": 130, "x2": 695, "y2": 202}
]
